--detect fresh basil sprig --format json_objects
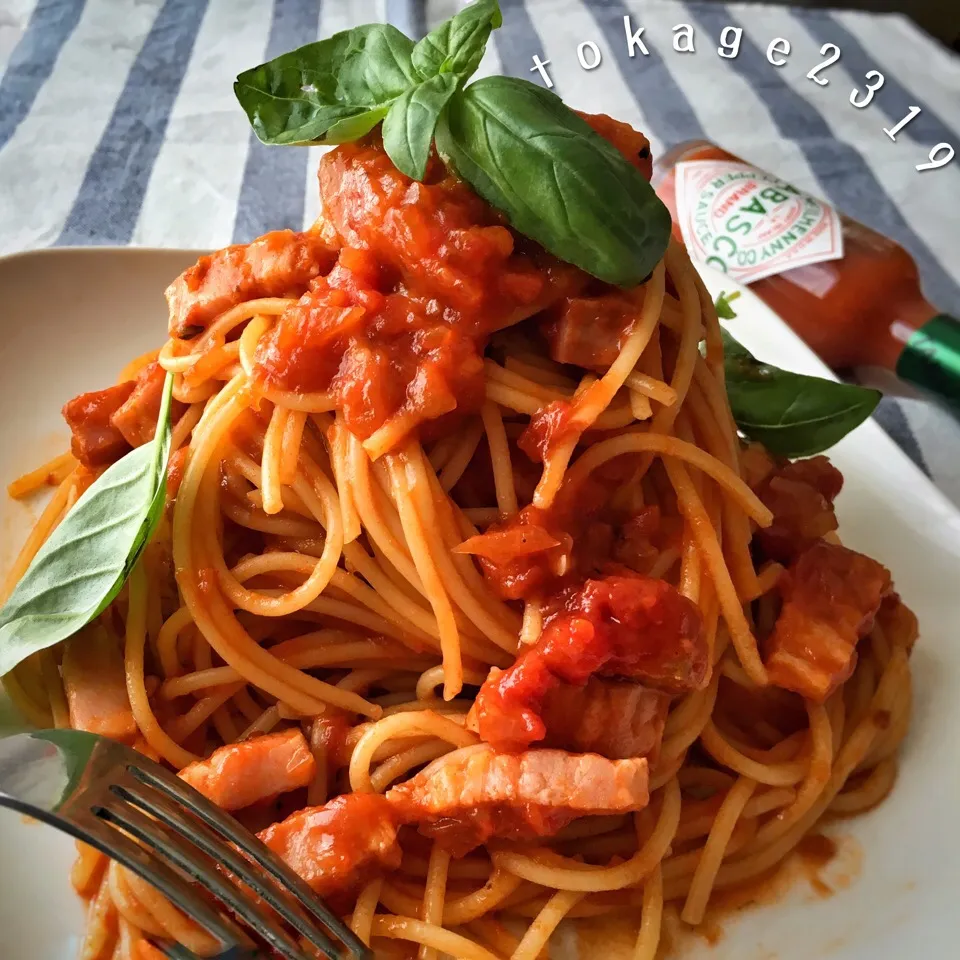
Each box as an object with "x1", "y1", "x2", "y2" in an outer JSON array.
[
  {"x1": 436, "y1": 77, "x2": 669, "y2": 286},
  {"x1": 382, "y1": 72, "x2": 460, "y2": 181},
  {"x1": 233, "y1": 0, "x2": 671, "y2": 288},
  {"x1": 411, "y1": 0, "x2": 502, "y2": 80},
  {"x1": 234, "y1": 24, "x2": 416, "y2": 146},
  {"x1": 722, "y1": 329, "x2": 880, "y2": 457},
  {"x1": 0, "y1": 373, "x2": 175, "y2": 677}
]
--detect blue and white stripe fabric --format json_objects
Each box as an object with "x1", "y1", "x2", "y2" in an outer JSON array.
[{"x1": 1, "y1": 0, "x2": 958, "y2": 501}]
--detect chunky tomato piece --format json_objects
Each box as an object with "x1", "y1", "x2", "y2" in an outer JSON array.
[
  {"x1": 472, "y1": 573, "x2": 704, "y2": 751},
  {"x1": 254, "y1": 135, "x2": 584, "y2": 449}
]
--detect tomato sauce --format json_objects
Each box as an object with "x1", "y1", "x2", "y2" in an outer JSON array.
[
  {"x1": 458, "y1": 459, "x2": 678, "y2": 602},
  {"x1": 253, "y1": 135, "x2": 584, "y2": 443},
  {"x1": 581, "y1": 112, "x2": 653, "y2": 179},
  {"x1": 472, "y1": 573, "x2": 705, "y2": 751},
  {"x1": 253, "y1": 111, "x2": 655, "y2": 448}
]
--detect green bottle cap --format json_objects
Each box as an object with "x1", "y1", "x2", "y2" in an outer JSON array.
[{"x1": 895, "y1": 314, "x2": 960, "y2": 408}]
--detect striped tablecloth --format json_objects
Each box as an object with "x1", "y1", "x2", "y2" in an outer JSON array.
[{"x1": 1, "y1": 0, "x2": 958, "y2": 502}]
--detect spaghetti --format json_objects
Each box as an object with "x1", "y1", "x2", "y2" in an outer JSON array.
[{"x1": 2, "y1": 121, "x2": 916, "y2": 960}]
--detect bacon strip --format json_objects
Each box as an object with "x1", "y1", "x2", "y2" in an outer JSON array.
[
  {"x1": 386, "y1": 745, "x2": 650, "y2": 857},
  {"x1": 749, "y1": 450, "x2": 844, "y2": 563},
  {"x1": 540, "y1": 677, "x2": 670, "y2": 765},
  {"x1": 258, "y1": 793, "x2": 400, "y2": 900},
  {"x1": 63, "y1": 362, "x2": 185, "y2": 468},
  {"x1": 61, "y1": 625, "x2": 137, "y2": 742},
  {"x1": 765, "y1": 541, "x2": 891, "y2": 701},
  {"x1": 178, "y1": 729, "x2": 316, "y2": 811},
  {"x1": 165, "y1": 229, "x2": 335, "y2": 338},
  {"x1": 62, "y1": 381, "x2": 135, "y2": 468}
]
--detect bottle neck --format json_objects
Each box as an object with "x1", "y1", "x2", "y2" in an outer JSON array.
[{"x1": 895, "y1": 312, "x2": 960, "y2": 409}]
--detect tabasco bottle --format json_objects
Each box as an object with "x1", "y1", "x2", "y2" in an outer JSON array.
[{"x1": 652, "y1": 141, "x2": 960, "y2": 407}]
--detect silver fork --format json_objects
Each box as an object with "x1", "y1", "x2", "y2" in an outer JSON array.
[{"x1": 0, "y1": 729, "x2": 374, "y2": 960}]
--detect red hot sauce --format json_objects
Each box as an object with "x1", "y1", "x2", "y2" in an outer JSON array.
[{"x1": 653, "y1": 140, "x2": 960, "y2": 408}]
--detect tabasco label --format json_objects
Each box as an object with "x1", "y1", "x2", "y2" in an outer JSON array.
[{"x1": 674, "y1": 160, "x2": 844, "y2": 284}]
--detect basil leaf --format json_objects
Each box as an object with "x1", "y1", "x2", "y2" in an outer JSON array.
[
  {"x1": 412, "y1": 0, "x2": 502, "y2": 81},
  {"x1": 337, "y1": 25, "x2": 417, "y2": 103},
  {"x1": 722, "y1": 329, "x2": 881, "y2": 457},
  {"x1": 714, "y1": 290, "x2": 740, "y2": 320},
  {"x1": 322, "y1": 106, "x2": 391, "y2": 145},
  {"x1": 435, "y1": 76, "x2": 671, "y2": 287},
  {"x1": 0, "y1": 373, "x2": 175, "y2": 676},
  {"x1": 234, "y1": 24, "x2": 416, "y2": 146},
  {"x1": 383, "y1": 73, "x2": 459, "y2": 181}
]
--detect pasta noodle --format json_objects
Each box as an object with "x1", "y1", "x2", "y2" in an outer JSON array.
[{"x1": 1, "y1": 122, "x2": 916, "y2": 960}]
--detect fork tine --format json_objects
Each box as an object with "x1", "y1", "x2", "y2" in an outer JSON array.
[
  {"x1": 71, "y1": 810, "x2": 241, "y2": 949},
  {"x1": 148, "y1": 942, "x2": 198, "y2": 960},
  {"x1": 97, "y1": 795, "x2": 312, "y2": 960},
  {"x1": 150, "y1": 940, "x2": 262, "y2": 960},
  {"x1": 125, "y1": 760, "x2": 373, "y2": 959},
  {"x1": 114, "y1": 781, "x2": 342, "y2": 960},
  {"x1": 148, "y1": 943, "x2": 261, "y2": 960}
]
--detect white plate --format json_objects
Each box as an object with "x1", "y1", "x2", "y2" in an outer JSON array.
[{"x1": 0, "y1": 248, "x2": 958, "y2": 960}]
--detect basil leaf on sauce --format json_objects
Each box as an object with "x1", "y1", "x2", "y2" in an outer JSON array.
[
  {"x1": 435, "y1": 77, "x2": 672, "y2": 288},
  {"x1": 412, "y1": 0, "x2": 502, "y2": 81},
  {"x1": 0, "y1": 373, "x2": 175, "y2": 677},
  {"x1": 234, "y1": 24, "x2": 416, "y2": 146},
  {"x1": 383, "y1": 73, "x2": 460, "y2": 181},
  {"x1": 722, "y1": 329, "x2": 881, "y2": 457}
]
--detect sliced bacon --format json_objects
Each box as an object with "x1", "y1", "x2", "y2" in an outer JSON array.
[
  {"x1": 111, "y1": 361, "x2": 185, "y2": 449},
  {"x1": 749, "y1": 450, "x2": 844, "y2": 564},
  {"x1": 165, "y1": 229, "x2": 335, "y2": 338},
  {"x1": 765, "y1": 541, "x2": 891, "y2": 701},
  {"x1": 178, "y1": 729, "x2": 316, "y2": 811},
  {"x1": 166, "y1": 446, "x2": 189, "y2": 499},
  {"x1": 258, "y1": 793, "x2": 400, "y2": 900},
  {"x1": 62, "y1": 380, "x2": 135, "y2": 468},
  {"x1": 386, "y1": 745, "x2": 650, "y2": 857},
  {"x1": 472, "y1": 573, "x2": 705, "y2": 751},
  {"x1": 63, "y1": 362, "x2": 186, "y2": 469},
  {"x1": 61, "y1": 625, "x2": 137, "y2": 742},
  {"x1": 541, "y1": 287, "x2": 645, "y2": 370},
  {"x1": 539, "y1": 677, "x2": 670, "y2": 765}
]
